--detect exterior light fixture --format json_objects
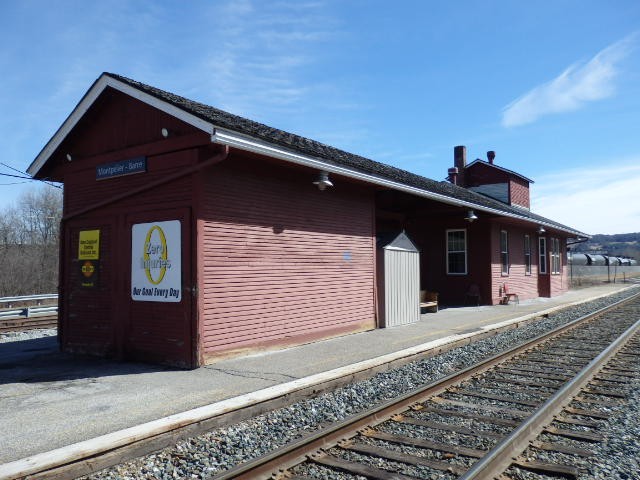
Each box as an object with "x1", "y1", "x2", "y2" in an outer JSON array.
[
  {"x1": 313, "y1": 171, "x2": 333, "y2": 191},
  {"x1": 538, "y1": 225, "x2": 546, "y2": 234},
  {"x1": 464, "y1": 210, "x2": 478, "y2": 222},
  {"x1": 66, "y1": 153, "x2": 72, "y2": 162},
  {"x1": 161, "y1": 128, "x2": 169, "y2": 138}
]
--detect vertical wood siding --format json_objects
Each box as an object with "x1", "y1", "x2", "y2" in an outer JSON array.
[
  {"x1": 63, "y1": 220, "x2": 116, "y2": 356},
  {"x1": 199, "y1": 158, "x2": 376, "y2": 360},
  {"x1": 382, "y1": 250, "x2": 420, "y2": 327},
  {"x1": 55, "y1": 91, "x2": 204, "y2": 367}
]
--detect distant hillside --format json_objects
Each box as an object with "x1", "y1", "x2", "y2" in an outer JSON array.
[{"x1": 571, "y1": 232, "x2": 640, "y2": 259}]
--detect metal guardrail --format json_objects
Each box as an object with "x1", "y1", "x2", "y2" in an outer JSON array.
[
  {"x1": 0, "y1": 294, "x2": 58, "y2": 320},
  {"x1": 0, "y1": 305, "x2": 58, "y2": 319},
  {"x1": 0, "y1": 293, "x2": 58, "y2": 305}
]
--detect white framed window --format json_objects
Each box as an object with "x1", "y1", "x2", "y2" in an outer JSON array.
[
  {"x1": 446, "y1": 229, "x2": 467, "y2": 275},
  {"x1": 500, "y1": 230, "x2": 509, "y2": 275},
  {"x1": 550, "y1": 238, "x2": 561, "y2": 274},
  {"x1": 539, "y1": 237, "x2": 547, "y2": 274},
  {"x1": 524, "y1": 235, "x2": 531, "y2": 275}
]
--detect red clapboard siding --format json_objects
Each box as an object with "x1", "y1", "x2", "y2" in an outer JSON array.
[
  {"x1": 198, "y1": 158, "x2": 376, "y2": 360},
  {"x1": 510, "y1": 178, "x2": 530, "y2": 209},
  {"x1": 489, "y1": 224, "x2": 569, "y2": 303},
  {"x1": 405, "y1": 218, "x2": 493, "y2": 306},
  {"x1": 64, "y1": 150, "x2": 196, "y2": 214},
  {"x1": 549, "y1": 241, "x2": 569, "y2": 296}
]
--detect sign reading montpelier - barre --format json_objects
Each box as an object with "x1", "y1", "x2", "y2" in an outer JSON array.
[
  {"x1": 131, "y1": 220, "x2": 182, "y2": 302},
  {"x1": 96, "y1": 156, "x2": 146, "y2": 180}
]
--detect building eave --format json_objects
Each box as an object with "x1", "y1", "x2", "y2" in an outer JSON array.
[
  {"x1": 27, "y1": 74, "x2": 215, "y2": 177},
  {"x1": 211, "y1": 128, "x2": 586, "y2": 237},
  {"x1": 28, "y1": 73, "x2": 587, "y2": 238},
  {"x1": 466, "y1": 158, "x2": 534, "y2": 183}
]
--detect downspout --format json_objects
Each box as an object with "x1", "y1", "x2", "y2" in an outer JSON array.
[{"x1": 62, "y1": 145, "x2": 229, "y2": 221}]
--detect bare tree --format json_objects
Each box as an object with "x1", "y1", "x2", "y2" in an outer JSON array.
[{"x1": 0, "y1": 186, "x2": 62, "y2": 296}]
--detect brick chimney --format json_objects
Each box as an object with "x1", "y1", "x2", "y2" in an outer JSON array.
[
  {"x1": 454, "y1": 145, "x2": 466, "y2": 170},
  {"x1": 447, "y1": 167, "x2": 459, "y2": 185},
  {"x1": 487, "y1": 150, "x2": 495, "y2": 164},
  {"x1": 449, "y1": 145, "x2": 466, "y2": 186}
]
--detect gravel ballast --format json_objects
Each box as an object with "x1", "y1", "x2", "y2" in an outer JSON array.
[
  {"x1": 0, "y1": 328, "x2": 57, "y2": 343},
  {"x1": 23, "y1": 288, "x2": 640, "y2": 479}
]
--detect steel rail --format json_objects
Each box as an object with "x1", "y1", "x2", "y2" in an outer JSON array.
[
  {"x1": 460, "y1": 315, "x2": 640, "y2": 479},
  {"x1": 210, "y1": 292, "x2": 640, "y2": 480},
  {"x1": 0, "y1": 315, "x2": 57, "y2": 333}
]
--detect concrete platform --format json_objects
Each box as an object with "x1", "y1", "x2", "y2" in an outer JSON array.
[{"x1": 0, "y1": 283, "x2": 636, "y2": 467}]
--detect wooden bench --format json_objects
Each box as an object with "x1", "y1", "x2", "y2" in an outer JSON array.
[{"x1": 420, "y1": 290, "x2": 439, "y2": 313}]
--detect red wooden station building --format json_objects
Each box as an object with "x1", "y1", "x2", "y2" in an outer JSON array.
[{"x1": 28, "y1": 73, "x2": 587, "y2": 368}]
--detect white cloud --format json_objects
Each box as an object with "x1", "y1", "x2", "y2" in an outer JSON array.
[
  {"x1": 531, "y1": 159, "x2": 640, "y2": 235},
  {"x1": 502, "y1": 33, "x2": 637, "y2": 128},
  {"x1": 189, "y1": 0, "x2": 338, "y2": 119}
]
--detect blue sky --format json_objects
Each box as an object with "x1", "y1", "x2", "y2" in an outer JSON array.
[{"x1": 1, "y1": 1, "x2": 639, "y2": 235}]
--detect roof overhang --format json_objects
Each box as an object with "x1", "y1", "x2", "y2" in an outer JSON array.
[
  {"x1": 465, "y1": 159, "x2": 534, "y2": 183},
  {"x1": 211, "y1": 128, "x2": 586, "y2": 237},
  {"x1": 28, "y1": 74, "x2": 587, "y2": 238},
  {"x1": 27, "y1": 74, "x2": 215, "y2": 177}
]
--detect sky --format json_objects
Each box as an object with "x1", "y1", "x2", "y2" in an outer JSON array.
[{"x1": 1, "y1": 1, "x2": 640, "y2": 235}]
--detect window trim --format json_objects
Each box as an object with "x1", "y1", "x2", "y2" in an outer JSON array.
[
  {"x1": 446, "y1": 229, "x2": 467, "y2": 275},
  {"x1": 524, "y1": 234, "x2": 532, "y2": 275},
  {"x1": 539, "y1": 237, "x2": 547, "y2": 275},
  {"x1": 500, "y1": 230, "x2": 509, "y2": 275},
  {"x1": 550, "y1": 237, "x2": 561, "y2": 274}
]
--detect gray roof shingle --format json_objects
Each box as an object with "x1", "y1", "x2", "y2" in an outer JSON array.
[{"x1": 102, "y1": 73, "x2": 585, "y2": 236}]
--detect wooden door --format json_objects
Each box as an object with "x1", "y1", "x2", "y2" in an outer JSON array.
[
  {"x1": 62, "y1": 218, "x2": 117, "y2": 356},
  {"x1": 123, "y1": 208, "x2": 194, "y2": 368}
]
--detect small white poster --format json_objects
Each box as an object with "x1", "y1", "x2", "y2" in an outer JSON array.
[{"x1": 131, "y1": 220, "x2": 182, "y2": 302}]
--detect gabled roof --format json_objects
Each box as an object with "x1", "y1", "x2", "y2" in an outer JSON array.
[
  {"x1": 465, "y1": 159, "x2": 534, "y2": 184},
  {"x1": 28, "y1": 72, "x2": 588, "y2": 238},
  {"x1": 378, "y1": 231, "x2": 420, "y2": 252}
]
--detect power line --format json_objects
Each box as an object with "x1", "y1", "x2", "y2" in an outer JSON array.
[
  {"x1": 0, "y1": 171, "x2": 62, "y2": 189},
  {"x1": 0, "y1": 162, "x2": 29, "y2": 176},
  {"x1": 0, "y1": 172, "x2": 31, "y2": 179}
]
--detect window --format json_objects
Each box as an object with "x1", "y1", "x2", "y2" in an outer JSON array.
[
  {"x1": 550, "y1": 238, "x2": 561, "y2": 274},
  {"x1": 446, "y1": 229, "x2": 467, "y2": 274},
  {"x1": 524, "y1": 235, "x2": 531, "y2": 275},
  {"x1": 539, "y1": 237, "x2": 547, "y2": 274},
  {"x1": 500, "y1": 230, "x2": 509, "y2": 275}
]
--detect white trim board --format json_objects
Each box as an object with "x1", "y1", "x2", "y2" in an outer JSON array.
[{"x1": 27, "y1": 75, "x2": 214, "y2": 177}]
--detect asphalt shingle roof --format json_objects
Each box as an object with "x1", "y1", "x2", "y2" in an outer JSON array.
[{"x1": 103, "y1": 73, "x2": 585, "y2": 236}]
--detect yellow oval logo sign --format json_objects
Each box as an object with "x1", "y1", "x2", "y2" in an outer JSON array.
[{"x1": 143, "y1": 225, "x2": 168, "y2": 285}]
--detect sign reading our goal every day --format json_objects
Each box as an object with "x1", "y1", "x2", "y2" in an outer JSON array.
[{"x1": 131, "y1": 220, "x2": 182, "y2": 302}]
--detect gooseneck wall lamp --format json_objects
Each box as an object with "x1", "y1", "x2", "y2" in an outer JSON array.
[{"x1": 464, "y1": 210, "x2": 478, "y2": 222}]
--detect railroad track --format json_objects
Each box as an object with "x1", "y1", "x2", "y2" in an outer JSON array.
[
  {"x1": 0, "y1": 315, "x2": 57, "y2": 333},
  {"x1": 212, "y1": 293, "x2": 640, "y2": 480}
]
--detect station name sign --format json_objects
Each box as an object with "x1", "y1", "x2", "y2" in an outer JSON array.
[{"x1": 96, "y1": 156, "x2": 146, "y2": 180}]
